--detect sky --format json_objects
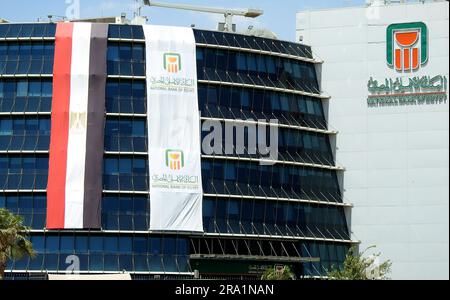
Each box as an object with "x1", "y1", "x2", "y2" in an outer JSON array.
[{"x1": 0, "y1": 0, "x2": 366, "y2": 41}]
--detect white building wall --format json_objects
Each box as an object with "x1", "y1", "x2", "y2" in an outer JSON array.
[{"x1": 297, "y1": 1, "x2": 449, "y2": 280}]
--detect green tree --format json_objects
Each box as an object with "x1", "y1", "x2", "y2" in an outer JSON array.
[
  {"x1": 261, "y1": 265, "x2": 295, "y2": 280},
  {"x1": 0, "y1": 208, "x2": 35, "y2": 280},
  {"x1": 327, "y1": 246, "x2": 392, "y2": 280}
]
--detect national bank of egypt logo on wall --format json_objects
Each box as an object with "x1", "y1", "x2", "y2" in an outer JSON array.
[
  {"x1": 165, "y1": 149, "x2": 185, "y2": 171},
  {"x1": 387, "y1": 22, "x2": 428, "y2": 73},
  {"x1": 164, "y1": 52, "x2": 182, "y2": 73}
]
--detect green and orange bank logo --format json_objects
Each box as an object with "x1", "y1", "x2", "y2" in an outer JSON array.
[
  {"x1": 387, "y1": 22, "x2": 428, "y2": 72},
  {"x1": 164, "y1": 53, "x2": 181, "y2": 73},
  {"x1": 165, "y1": 149, "x2": 185, "y2": 171}
]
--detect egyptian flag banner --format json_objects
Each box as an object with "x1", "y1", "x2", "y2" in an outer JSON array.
[{"x1": 46, "y1": 23, "x2": 108, "y2": 229}]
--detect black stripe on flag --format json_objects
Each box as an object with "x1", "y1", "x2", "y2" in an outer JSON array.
[{"x1": 83, "y1": 23, "x2": 108, "y2": 229}]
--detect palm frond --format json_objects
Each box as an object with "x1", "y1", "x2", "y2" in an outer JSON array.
[{"x1": 0, "y1": 208, "x2": 35, "y2": 279}]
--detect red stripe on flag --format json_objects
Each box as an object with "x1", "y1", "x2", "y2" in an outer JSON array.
[{"x1": 46, "y1": 23, "x2": 74, "y2": 229}]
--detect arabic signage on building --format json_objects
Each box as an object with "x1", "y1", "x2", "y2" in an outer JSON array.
[
  {"x1": 367, "y1": 75, "x2": 448, "y2": 107},
  {"x1": 367, "y1": 22, "x2": 448, "y2": 108}
]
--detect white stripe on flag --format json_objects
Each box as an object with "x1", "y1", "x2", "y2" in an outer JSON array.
[{"x1": 64, "y1": 23, "x2": 92, "y2": 229}]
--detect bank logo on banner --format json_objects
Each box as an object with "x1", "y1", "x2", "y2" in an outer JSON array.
[
  {"x1": 164, "y1": 52, "x2": 182, "y2": 73},
  {"x1": 387, "y1": 22, "x2": 428, "y2": 72},
  {"x1": 166, "y1": 149, "x2": 185, "y2": 170}
]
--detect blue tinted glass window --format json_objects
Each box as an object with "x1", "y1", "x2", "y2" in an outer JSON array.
[
  {"x1": 225, "y1": 164, "x2": 236, "y2": 180},
  {"x1": 237, "y1": 52, "x2": 246, "y2": 71},
  {"x1": 6, "y1": 196, "x2": 18, "y2": 210},
  {"x1": 90, "y1": 236, "x2": 103, "y2": 252},
  {"x1": 120, "y1": 81, "x2": 132, "y2": 97},
  {"x1": 10, "y1": 157, "x2": 21, "y2": 171},
  {"x1": 0, "y1": 25, "x2": 9, "y2": 38},
  {"x1": 203, "y1": 199, "x2": 214, "y2": 218},
  {"x1": 8, "y1": 43, "x2": 19, "y2": 59},
  {"x1": 119, "y1": 44, "x2": 132, "y2": 60},
  {"x1": 31, "y1": 44, "x2": 43, "y2": 58},
  {"x1": 107, "y1": 44, "x2": 119, "y2": 61},
  {"x1": 42, "y1": 81, "x2": 52, "y2": 97},
  {"x1": 34, "y1": 195, "x2": 46, "y2": 210},
  {"x1": 0, "y1": 157, "x2": 7, "y2": 170},
  {"x1": 132, "y1": 44, "x2": 144, "y2": 61},
  {"x1": 31, "y1": 236, "x2": 45, "y2": 253},
  {"x1": 207, "y1": 86, "x2": 218, "y2": 105},
  {"x1": 107, "y1": 81, "x2": 119, "y2": 96},
  {"x1": 293, "y1": 63, "x2": 301, "y2": 79},
  {"x1": 133, "y1": 81, "x2": 145, "y2": 97},
  {"x1": 0, "y1": 44, "x2": 7, "y2": 58},
  {"x1": 105, "y1": 158, "x2": 118, "y2": 174},
  {"x1": 19, "y1": 196, "x2": 32, "y2": 212},
  {"x1": 44, "y1": 24, "x2": 56, "y2": 37},
  {"x1": 46, "y1": 236, "x2": 59, "y2": 253},
  {"x1": 247, "y1": 54, "x2": 257, "y2": 72},
  {"x1": 133, "y1": 237, "x2": 147, "y2": 254},
  {"x1": 60, "y1": 236, "x2": 74, "y2": 253},
  {"x1": 306, "y1": 99, "x2": 315, "y2": 115},
  {"x1": 36, "y1": 157, "x2": 48, "y2": 169},
  {"x1": 32, "y1": 24, "x2": 45, "y2": 37},
  {"x1": 150, "y1": 237, "x2": 161, "y2": 255},
  {"x1": 39, "y1": 118, "x2": 51, "y2": 132},
  {"x1": 228, "y1": 200, "x2": 240, "y2": 217},
  {"x1": 109, "y1": 25, "x2": 120, "y2": 38},
  {"x1": 119, "y1": 158, "x2": 131, "y2": 174},
  {"x1": 89, "y1": 253, "x2": 103, "y2": 271},
  {"x1": 196, "y1": 48, "x2": 204, "y2": 64},
  {"x1": 133, "y1": 120, "x2": 145, "y2": 136},
  {"x1": 119, "y1": 119, "x2": 132, "y2": 134},
  {"x1": 119, "y1": 237, "x2": 132, "y2": 254},
  {"x1": 131, "y1": 26, "x2": 144, "y2": 39},
  {"x1": 19, "y1": 43, "x2": 32, "y2": 57},
  {"x1": 105, "y1": 236, "x2": 118, "y2": 253},
  {"x1": 0, "y1": 119, "x2": 12, "y2": 134},
  {"x1": 133, "y1": 158, "x2": 146, "y2": 174},
  {"x1": 241, "y1": 89, "x2": 250, "y2": 107},
  {"x1": 163, "y1": 238, "x2": 176, "y2": 255},
  {"x1": 44, "y1": 44, "x2": 54, "y2": 58},
  {"x1": 257, "y1": 55, "x2": 266, "y2": 73},
  {"x1": 120, "y1": 26, "x2": 132, "y2": 39},
  {"x1": 29, "y1": 81, "x2": 41, "y2": 97},
  {"x1": 75, "y1": 236, "x2": 88, "y2": 253},
  {"x1": 4, "y1": 81, "x2": 15, "y2": 97},
  {"x1": 266, "y1": 57, "x2": 276, "y2": 75}
]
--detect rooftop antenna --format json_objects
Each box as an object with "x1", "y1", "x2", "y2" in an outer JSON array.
[
  {"x1": 134, "y1": 0, "x2": 144, "y2": 18},
  {"x1": 47, "y1": 15, "x2": 67, "y2": 23},
  {"x1": 142, "y1": 0, "x2": 263, "y2": 32}
]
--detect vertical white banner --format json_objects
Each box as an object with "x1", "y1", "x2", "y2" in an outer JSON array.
[{"x1": 144, "y1": 25, "x2": 203, "y2": 232}]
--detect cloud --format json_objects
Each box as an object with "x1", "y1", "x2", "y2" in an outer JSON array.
[{"x1": 81, "y1": 0, "x2": 136, "y2": 18}]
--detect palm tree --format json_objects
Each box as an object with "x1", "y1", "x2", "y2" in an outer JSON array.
[
  {"x1": 261, "y1": 265, "x2": 295, "y2": 280},
  {"x1": 0, "y1": 208, "x2": 35, "y2": 280}
]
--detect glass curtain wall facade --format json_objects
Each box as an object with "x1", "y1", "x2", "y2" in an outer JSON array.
[{"x1": 0, "y1": 23, "x2": 354, "y2": 279}]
